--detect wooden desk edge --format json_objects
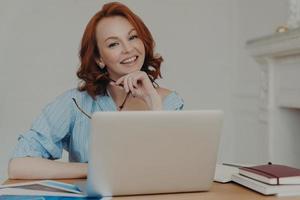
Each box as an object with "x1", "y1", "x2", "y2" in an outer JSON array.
[{"x1": 2, "y1": 180, "x2": 298, "y2": 199}]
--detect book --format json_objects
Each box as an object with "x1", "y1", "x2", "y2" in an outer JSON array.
[
  {"x1": 239, "y1": 164, "x2": 300, "y2": 185},
  {"x1": 0, "y1": 180, "x2": 86, "y2": 197},
  {"x1": 214, "y1": 164, "x2": 239, "y2": 183},
  {"x1": 214, "y1": 163, "x2": 254, "y2": 183},
  {"x1": 232, "y1": 174, "x2": 300, "y2": 196}
]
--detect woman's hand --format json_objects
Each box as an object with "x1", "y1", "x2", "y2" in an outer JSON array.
[{"x1": 113, "y1": 71, "x2": 162, "y2": 110}]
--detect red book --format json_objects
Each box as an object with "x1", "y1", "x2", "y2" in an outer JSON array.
[{"x1": 239, "y1": 164, "x2": 300, "y2": 185}]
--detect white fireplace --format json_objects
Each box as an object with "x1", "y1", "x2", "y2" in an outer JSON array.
[{"x1": 246, "y1": 27, "x2": 300, "y2": 167}]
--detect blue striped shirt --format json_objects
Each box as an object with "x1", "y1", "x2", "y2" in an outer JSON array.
[{"x1": 12, "y1": 88, "x2": 184, "y2": 162}]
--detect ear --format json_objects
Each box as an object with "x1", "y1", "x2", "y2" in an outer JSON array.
[{"x1": 95, "y1": 58, "x2": 105, "y2": 69}]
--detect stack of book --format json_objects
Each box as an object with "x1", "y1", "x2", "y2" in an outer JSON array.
[{"x1": 232, "y1": 164, "x2": 300, "y2": 196}]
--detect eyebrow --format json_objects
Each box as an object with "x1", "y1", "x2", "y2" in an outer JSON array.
[{"x1": 104, "y1": 28, "x2": 136, "y2": 42}]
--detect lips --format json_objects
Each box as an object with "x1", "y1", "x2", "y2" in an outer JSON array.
[{"x1": 120, "y1": 56, "x2": 138, "y2": 64}]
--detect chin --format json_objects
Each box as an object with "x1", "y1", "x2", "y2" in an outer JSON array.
[{"x1": 125, "y1": 65, "x2": 143, "y2": 74}]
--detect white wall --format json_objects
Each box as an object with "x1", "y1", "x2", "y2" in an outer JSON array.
[
  {"x1": 0, "y1": 0, "x2": 288, "y2": 182},
  {"x1": 232, "y1": 0, "x2": 289, "y2": 164}
]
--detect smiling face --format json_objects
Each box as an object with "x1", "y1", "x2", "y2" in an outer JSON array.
[{"x1": 95, "y1": 16, "x2": 146, "y2": 80}]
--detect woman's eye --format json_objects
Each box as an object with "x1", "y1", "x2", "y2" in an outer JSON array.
[
  {"x1": 129, "y1": 35, "x2": 138, "y2": 40},
  {"x1": 108, "y1": 42, "x2": 118, "y2": 48}
]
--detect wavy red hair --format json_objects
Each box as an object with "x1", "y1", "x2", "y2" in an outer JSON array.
[{"x1": 77, "y1": 2, "x2": 163, "y2": 99}]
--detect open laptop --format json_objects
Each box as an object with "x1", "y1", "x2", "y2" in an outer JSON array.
[{"x1": 83, "y1": 110, "x2": 223, "y2": 197}]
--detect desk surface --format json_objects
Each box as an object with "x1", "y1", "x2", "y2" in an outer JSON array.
[{"x1": 3, "y1": 179, "x2": 299, "y2": 200}]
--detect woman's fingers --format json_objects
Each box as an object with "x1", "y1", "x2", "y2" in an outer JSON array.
[
  {"x1": 115, "y1": 76, "x2": 128, "y2": 92},
  {"x1": 132, "y1": 77, "x2": 138, "y2": 88},
  {"x1": 115, "y1": 76, "x2": 125, "y2": 86},
  {"x1": 127, "y1": 76, "x2": 135, "y2": 93},
  {"x1": 123, "y1": 76, "x2": 130, "y2": 93},
  {"x1": 115, "y1": 71, "x2": 154, "y2": 96},
  {"x1": 109, "y1": 81, "x2": 122, "y2": 89}
]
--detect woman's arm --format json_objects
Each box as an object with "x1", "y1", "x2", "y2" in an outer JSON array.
[{"x1": 8, "y1": 157, "x2": 87, "y2": 179}]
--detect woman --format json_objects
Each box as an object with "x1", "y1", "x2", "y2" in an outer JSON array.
[{"x1": 8, "y1": 2, "x2": 184, "y2": 179}]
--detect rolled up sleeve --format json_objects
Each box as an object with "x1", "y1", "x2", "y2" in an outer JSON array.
[
  {"x1": 13, "y1": 131, "x2": 52, "y2": 158},
  {"x1": 12, "y1": 90, "x2": 76, "y2": 160}
]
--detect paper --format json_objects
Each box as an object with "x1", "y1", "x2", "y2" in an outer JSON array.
[
  {"x1": 0, "y1": 180, "x2": 87, "y2": 198},
  {"x1": 214, "y1": 164, "x2": 239, "y2": 183},
  {"x1": 0, "y1": 187, "x2": 86, "y2": 197}
]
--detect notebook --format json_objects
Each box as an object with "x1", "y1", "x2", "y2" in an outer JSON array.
[
  {"x1": 239, "y1": 164, "x2": 300, "y2": 185},
  {"x1": 232, "y1": 174, "x2": 300, "y2": 196}
]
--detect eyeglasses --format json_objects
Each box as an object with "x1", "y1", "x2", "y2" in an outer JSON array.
[{"x1": 72, "y1": 98, "x2": 92, "y2": 119}]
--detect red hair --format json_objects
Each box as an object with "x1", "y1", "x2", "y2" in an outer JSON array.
[{"x1": 77, "y1": 2, "x2": 163, "y2": 99}]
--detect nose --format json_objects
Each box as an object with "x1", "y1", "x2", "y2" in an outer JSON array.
[{"x1": 121, "y1": 40, "x2": 133, "y2": 53}]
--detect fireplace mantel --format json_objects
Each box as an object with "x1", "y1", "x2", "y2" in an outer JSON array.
[
  {"x1": 246, "y1": 27, "x2": 300, "y2": 167},
  {"x1": 247, "y1": 27, "x2": 300, "y2": 60},
  {"x1": 247, "y1": 27, "x2": 300, "y2": 110}
]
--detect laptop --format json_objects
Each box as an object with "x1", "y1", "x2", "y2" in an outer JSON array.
[{"x1": 83, "y1": 110, "x2": 223, "y2": 197}]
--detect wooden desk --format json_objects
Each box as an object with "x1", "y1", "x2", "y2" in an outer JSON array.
[{"x1": 3, "y1": 180, "x2": 299, "y2": 200}]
